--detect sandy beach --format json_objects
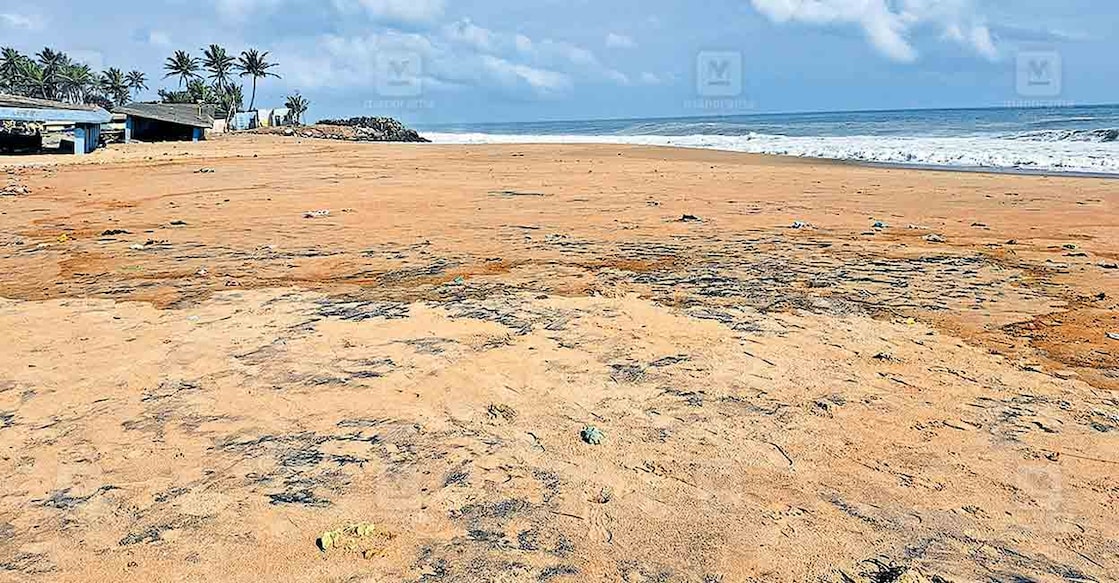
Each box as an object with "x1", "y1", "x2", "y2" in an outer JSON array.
[{"x1": 1, "y1": 135, "x2": 1116, "y2": 582}]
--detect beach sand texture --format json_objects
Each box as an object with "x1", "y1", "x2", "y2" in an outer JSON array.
[{"x1": 1, "y1": 135, "x2": 1117, "y2": 582}]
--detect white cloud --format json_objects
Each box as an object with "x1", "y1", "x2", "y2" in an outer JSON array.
[
  {"x1": 514, "y1": 34, "x2": 534, "y2": 53},
  {"x1": 277, "y1": 22, "x2": 635, "y2": 99},
  {"x1": 352, "y1": 0, "x2": 445, "y2": 25},
  {"x1": 749, "y1": 0, "x2": 999, "y2": 62},
  {"x1": 605, "y1": 33, "x2": 636, "y2": 49},
  {"x1": 148, "y1": 31, "x2": 173, "y2": 48},
  {"x1": 480, "y1": 55, "x2": 571, "y2": 92},
  {"x1": 0, "y1": 12, "x2": 42, "y2": 31},
  {"x1": 215, "y1": 0, "x2": 283, "y2": 22},
  {"x1": 443, "y1": 19, "x2": 495, "y2": 51}
]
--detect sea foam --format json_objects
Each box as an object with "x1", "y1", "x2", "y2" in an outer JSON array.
[{"x1": 425, "y1": 132, "x2": 1119, "y2": 175}]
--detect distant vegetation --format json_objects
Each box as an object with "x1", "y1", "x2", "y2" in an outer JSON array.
[
  {"x1": 0, "y1": 47, "x2": 146, "y2": 109},
  {"x1": 0, "y1": 45, "x2": 297, "y2": 121}
]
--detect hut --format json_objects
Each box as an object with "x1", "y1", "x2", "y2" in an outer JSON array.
[
  {"x1": 115, "y1": 103, "x2": 215, "y2": 142},
  {"x1": 0, "y1": 94, "x2": 111, "y2": 155},
  {"x1": 230, "y1": 111, "x2": 258, "y2": 131}
]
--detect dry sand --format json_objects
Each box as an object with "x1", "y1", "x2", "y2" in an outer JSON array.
[{"x1": 0, "y1": 135, "x2": 1116, "y2": 582}]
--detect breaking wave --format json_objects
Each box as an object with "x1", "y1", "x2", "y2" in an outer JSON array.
[
  {"x1": 425, "y1": 131, "x2": 1119, "y2": 175},
  {"x1": 1008, "y1": 128, "x2": 1119, "y2": 143}
]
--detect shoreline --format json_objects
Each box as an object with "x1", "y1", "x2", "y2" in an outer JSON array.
[
  {"x1": 422, "y1": 131, "x2": 1119, "y2": 178},
  {"x1": 5, "y1": 132, "x2": 1119, "y2": 179}
]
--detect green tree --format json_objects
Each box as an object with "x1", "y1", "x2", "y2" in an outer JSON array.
[
  {"x1": 217, "y1": 84, "x2": 244, "y2": 122},
  {"x1": 164, "y1": 50, "x2": 200, "y2": 88},
  {"x1": 0, "y1": 47, "x2": 25, "y2": 93},
  {"x1": 16, "y1": 58, "x2": 47, "y2": 98},
  {"x1": 100, "y1": 68, "x2": 130, "y2": 106},
  {"x1": 126, "y1": 70, "x2": 148, "y2": 99},
  {"x1": 235, "y1": 49, "x2": 279, "y2": 110},
  {"x1": 284, "y1": 92, "x2": 309, "y2": 125},
  {"x1": 59, "y1": 62, "x2": 97, "y2": 103},
  {"x1": 35, "y1": 47, "x2": 68, "y2": 100},
  {"x1": 201, "y1": 44, "x2": 235, "y2": 90}
]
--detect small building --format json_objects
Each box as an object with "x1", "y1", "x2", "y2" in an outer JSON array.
[
  {"x1": 115, "y1": 103, "x2": 215, "y2": 143},
  {"x1": 0, "y1": 94, "x2": 111, "y2": 155},
  {"x1": 230, "y1": 111, "x2": 258, "y2": 131},
  {"x1": 265, "y1": 108, "x2": 291, "y2": 127},
  {"x1": 228, "y1": 108, "x2": 292, "y2": 132}
]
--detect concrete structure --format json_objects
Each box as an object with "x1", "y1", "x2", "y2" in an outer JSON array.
[
  {"x1": 115, "y1": 103, "x2": 215, "y2": 143},
  {"x1": 0, "y1": 94, "x2": 111, "y2": 155},
  {"x1": 229, "y1": 108, "x2": 293, "y2": 132}
]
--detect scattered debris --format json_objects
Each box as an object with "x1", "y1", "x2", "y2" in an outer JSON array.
[
  {"x1": 872, "y1": 221, "x2": 889, "y2": 229},
  {"x1": 924, "y1": 234, "x2": 946, "y2": 243},
  {"x1": 1100, "y1": 263, "x2": 1118, "y2": 270},
  {"x1": 317, "y1": 522, "x2": 395, "y2": 559},
  {"x1": 100, "y1": 229, "x2": 129, "y2": 236},
  {"x1": 677, "y1": 214, "x2": 703, "y2": 223},
  {"x1": 1107, "y1": 332, "x2": 1119, "y2": 341},
  {"x1": 303, "y1": 209, "x2": 331, "y2": 219},
  {"x1": 169, "y1": 220, "x2": 188, "y2": 226},
  {"x1": 490, "y1": 190, "x2": 546, "y2": 197},
  {"x1": 487, "y1": 404, "x2": 518, "y2": 423},
  {"x1": 0, "y1": 181, "x2": 29, "y2": 196},
  {"x1": 791, "y1": 220, "x2": 813, "y2": 229},
  {"x1": 581, "y1": 425, "x2": 605, "y2": 445},
  {"x1": 195, "y1": 167, "x2": 216, "y2": 174}
]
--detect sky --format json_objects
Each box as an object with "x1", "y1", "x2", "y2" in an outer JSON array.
[{"x1": 0, "y1": 0, "x2": 1116, "y2": 124}]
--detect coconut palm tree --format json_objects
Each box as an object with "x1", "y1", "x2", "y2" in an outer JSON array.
[
  {"x1": 126, "y1": 70, "x2": 148, "y2": 99},
  {"x1": 59, "y1": 62, "x2": 97, "y2": 103},
  {"x1": 164, "y1": 50, "x2": 200, "y2": 88},
  {"x1": 235, "y1": 49, "x2": 279, "y2": 111},
  {"x1": 217, "y1": 84, "x2": 244, "y2": 122},
  {"x1": 16, "y1": 58, "x2": 47, "y2": 98},
  {"x1": 284, "y1": 92, "x2": 309, "y2": 125},
  {"x1": 201, "y1": 44, "x2": 235, "y2": 91},
  {"x1": 35, "y1": 47, "x2": 67, "y2": 100},
  {"x1": 101, "y1": 68, "x2": 130, "y2": 106},
  {"x1": 0, "y1": 47, "x2": 24, "y2": 93}
]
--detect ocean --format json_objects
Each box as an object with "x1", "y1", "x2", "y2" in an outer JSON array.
[{"x1": 420, "y1": 105, "x2": 1119, "y2": 175}]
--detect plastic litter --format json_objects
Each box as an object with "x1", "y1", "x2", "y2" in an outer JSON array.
[{"x1": 581, "y1": 425, "x2": 605, "y2": 445}]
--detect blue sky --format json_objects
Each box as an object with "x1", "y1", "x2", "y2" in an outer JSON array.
[{"x1": 0, "y1": 0, "x2": 1115, "y2": 123}]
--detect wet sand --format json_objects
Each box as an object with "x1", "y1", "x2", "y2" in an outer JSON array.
[{"x1": 0, "y1": 135, "x2": 1116, "y2": 582}]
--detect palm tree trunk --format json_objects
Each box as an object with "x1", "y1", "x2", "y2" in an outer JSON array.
[{"x1": 249, "y1": 77, "x2": 258, "y2": 111}]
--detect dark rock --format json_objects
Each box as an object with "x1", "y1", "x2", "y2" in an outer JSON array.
[{"x1": 316, "y1": 117, "x2": 430, "y2": 142}]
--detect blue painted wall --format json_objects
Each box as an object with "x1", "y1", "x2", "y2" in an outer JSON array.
[{"x1": 71, "y1": 123, "x2": 100, "y2": 155}]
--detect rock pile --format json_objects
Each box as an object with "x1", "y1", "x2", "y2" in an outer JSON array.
[{"x1": 316, "y1": 117, "x2": 429, "y2": 142}]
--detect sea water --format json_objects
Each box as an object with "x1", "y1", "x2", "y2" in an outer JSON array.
[{"x1": 421, "y1": 105, "x2": 1119, "y2": 175}]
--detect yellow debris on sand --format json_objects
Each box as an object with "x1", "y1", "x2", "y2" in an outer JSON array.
[{"x1": 317, "y1": 522, "x2": 395, "y2": 560}]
